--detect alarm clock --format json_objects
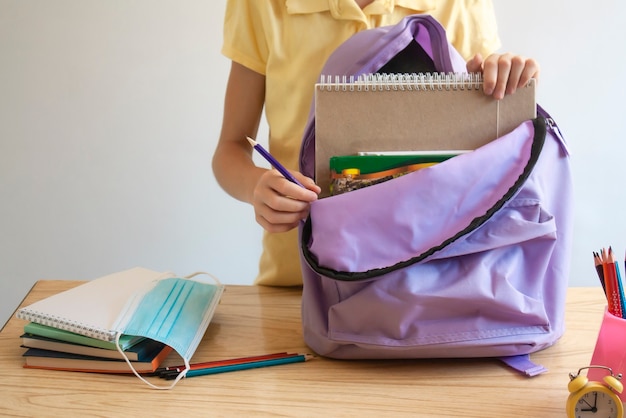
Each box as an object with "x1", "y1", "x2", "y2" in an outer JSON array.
[{"x1": 566, "y1": 365, "x2": 624, "y2": 418}]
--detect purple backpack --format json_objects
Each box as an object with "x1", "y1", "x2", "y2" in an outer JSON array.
[{"x1": 298, "y1": 15, "x2": 573, "y2": 375}]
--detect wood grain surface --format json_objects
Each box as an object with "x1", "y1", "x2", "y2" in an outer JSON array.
[{"x1": 0, "y1": 281, "x2": 607, "y2": 417}]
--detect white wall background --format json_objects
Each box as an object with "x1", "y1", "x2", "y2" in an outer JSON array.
[{"x1": 1, "y1": 1, "x2": 625, "y2": 327}]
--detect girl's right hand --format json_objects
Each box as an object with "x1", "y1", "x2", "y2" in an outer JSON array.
[{"x1": 252, "y1": 169, "x2": 320, "y2": 233}]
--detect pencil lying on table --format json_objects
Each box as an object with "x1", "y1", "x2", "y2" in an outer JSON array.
[
  {"x1": 156, "y1": 352, "x2": 292, "y2": 375},
  {"x1": 158, "y1": 352, "x2": 313, "y2": 380}
]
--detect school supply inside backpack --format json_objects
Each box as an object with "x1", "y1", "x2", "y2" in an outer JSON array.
[
  {"x1": 329, "y1": 151, "x2": 461, "y2": 196},
  {"x1": 315, "y1": 71, "x2": 536, "y2": 198},
  {"x1": 298, "y1": 15, "x2": 573, "y2": 376}
]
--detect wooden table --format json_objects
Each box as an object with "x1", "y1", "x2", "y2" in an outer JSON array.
[{"x1": 0, "y1": 281, "x2": 608, "y2": 417}]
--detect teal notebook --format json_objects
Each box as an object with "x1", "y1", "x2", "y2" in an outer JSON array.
[
  {"x1": 22, "y1": 341, "x2": 172, "y2": 373},
  {"x1": 21, "y1": 332, "x2": 157, "y2": 361},
  {"x1": 23, "y1": 322, "x2": 143, "y2": 351}
]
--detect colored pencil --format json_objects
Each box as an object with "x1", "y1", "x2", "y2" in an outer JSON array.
[
  {"x1": 247, "y1": 136, "x2": 305, "y2": 188},
  {"x1": 594, "y1": 251, "x2": 606, "y2": 295},
  {"x1": 602, "y1": 247, "x2": 623, "y2": 318},
  {"x1": 161, "y1": 353, "x2": 313, "y2": 380},
  {"x1": 615, "y1": 258, "x2": 626, "y2": 317},
  {"x1": 155, "y1": 352, "x2": 293, "y2": 375}
]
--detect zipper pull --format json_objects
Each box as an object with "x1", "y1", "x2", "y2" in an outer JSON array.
[
  {"x1": 546, "y1": 117, "x2": 564, "y2": 140},
  {"x1": 545, "y1": 116, "x2": 569, "y2": 155}
]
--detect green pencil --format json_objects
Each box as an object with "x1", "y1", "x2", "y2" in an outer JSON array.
[{"x1": 162, "y1": 353, "x2": 313, "y2": 380}]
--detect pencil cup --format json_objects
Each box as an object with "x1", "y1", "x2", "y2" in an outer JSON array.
[{"x1": 588, "y1": 308, "x2": 626, "y2": 401}]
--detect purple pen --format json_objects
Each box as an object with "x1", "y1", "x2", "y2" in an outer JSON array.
[{"x1": 247, "y1": 136, "x2": 305, "y2": 188}]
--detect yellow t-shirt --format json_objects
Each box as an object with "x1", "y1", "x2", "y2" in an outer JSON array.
[{"x1": 221, "y1": 0, "x2": 501, "y2": 286}]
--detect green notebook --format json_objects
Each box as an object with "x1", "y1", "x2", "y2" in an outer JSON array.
[
  {"x1": 23, "y1": 322, "x2": 143, "y2": 351},
  {"x1": 329, "y1": 152, "x2": 465, "y2": 195},
  {"x1": 329, "y1": 152, "x2": 461, "y2": 176}
]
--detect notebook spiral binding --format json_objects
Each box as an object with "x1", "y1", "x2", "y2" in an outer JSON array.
[
  {"x1": 16, "y1": 308, "x2": 117, "y2": 341},
  {"x1": 318, "y1": 72, "x2": 484, "y2": 92}
]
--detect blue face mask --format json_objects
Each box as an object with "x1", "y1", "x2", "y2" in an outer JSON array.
[{"x1": 113, "y1": 273, "x2": 224, "y2": 389}]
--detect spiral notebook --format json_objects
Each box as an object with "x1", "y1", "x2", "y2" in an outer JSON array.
[
  {"x1": 314, "y1": 72, "x2": 536, "y2": 197},
  {"x1": 16, "y1": 267, "x2": 178, "y2": 342}
]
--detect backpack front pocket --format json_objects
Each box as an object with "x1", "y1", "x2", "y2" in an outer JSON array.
[{"x1": 321, "y1": 196, "x2": 556, "y2": 356}]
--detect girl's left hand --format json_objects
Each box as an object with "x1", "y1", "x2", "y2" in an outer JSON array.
[{"x1": 466, "y1": 53, "x2": 540, "y2": 100}]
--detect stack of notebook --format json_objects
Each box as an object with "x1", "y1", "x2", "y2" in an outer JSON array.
[
  {"x1": 16, "y1": 267, "x2": 178, "y2": 374},
  {"x1": 20, "y1": 322, "x2": 171, "y2": 373}
]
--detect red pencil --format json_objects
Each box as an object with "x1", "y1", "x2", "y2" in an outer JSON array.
[
  {"x1": 162, "y1": 353, "x2": 313, "y2": 380},
  {"x1": 602, "y1": 247, "x2": 622, "y2": 318},
  {"x1": 156, "y1": 352, "x2": 297, "y2": 374}
]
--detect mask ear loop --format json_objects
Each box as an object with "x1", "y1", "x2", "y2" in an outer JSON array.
[
  {"x1": 115, "y1": 332, "x2": 189, "y2": 390},
  {"x1": 114, "y1": 271, "x2": 223, "y2": 389},
  {"x1": 185, "y1": 271, "x2": 222, "y2": 285}
]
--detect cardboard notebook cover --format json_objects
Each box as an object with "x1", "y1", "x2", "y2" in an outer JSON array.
[{"x1": 314, "y1": 75, "x2": 536, "y2": 197}]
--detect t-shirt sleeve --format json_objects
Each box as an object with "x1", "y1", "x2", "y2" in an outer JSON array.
[{"x1": 221, "y1": 0, "x2": 269, "y2": 75}]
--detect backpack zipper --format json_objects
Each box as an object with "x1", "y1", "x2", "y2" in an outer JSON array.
[{"x1": 301, "y1": 117, "x2": 547, "y2": 282}]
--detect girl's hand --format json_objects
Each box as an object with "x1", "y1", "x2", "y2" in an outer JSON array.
[
  {"x1": 466, "y1": 53, "x2": 540, "y2": 100},
  {"x1": 252, "y1": 169, "x2": 320, "y2": 233}
]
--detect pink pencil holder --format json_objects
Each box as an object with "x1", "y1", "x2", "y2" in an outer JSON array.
[{"x1": 588, "y1": 308, "x2": 626, "y2": 401}]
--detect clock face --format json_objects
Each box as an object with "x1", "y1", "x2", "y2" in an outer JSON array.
[{"x1": 574, "y1": 390, "x2": 621, "y2": 418}]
